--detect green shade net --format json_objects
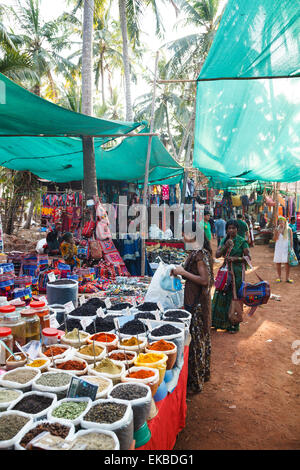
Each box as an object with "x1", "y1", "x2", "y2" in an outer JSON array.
[
  {"x1": 0, "y1": 74, "x2": 183, "y2": 184},
  {"x1": 193, "y1": 0, "x2": 300, "y2": 186}
]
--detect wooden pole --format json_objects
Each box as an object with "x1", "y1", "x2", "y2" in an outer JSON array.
[{"x1": 141, "y1": 52, "x2": 159, "y2": 277}]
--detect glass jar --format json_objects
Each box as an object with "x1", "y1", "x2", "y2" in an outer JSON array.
[
  {"x1": 30, "y1": 300, "x2": 50, "y2": 331},
  {"x1": 0, "y1": 305, "x2": 15, "y2": 322},
  {"x1": 21, "y1": 309, "x2": 41, "y2": 343},
  {"x1": 42, "y1": 328, "x2": 59, "y2": 346},
  {"x1": 0, "y1": 327, "x2": 13, "y2": 365},
  {"x1": 2, "y1": 311, "x2": 26, "y2": 351}
]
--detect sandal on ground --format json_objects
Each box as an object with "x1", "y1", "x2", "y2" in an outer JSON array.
[
  {"x1": 275, "y1": 279, "x2": 282, "y2": 283},
  {"x1": 286, "y1": 279, "x2": 294, "y2": 284}
]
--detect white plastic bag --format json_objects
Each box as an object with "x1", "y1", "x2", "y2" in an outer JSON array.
[
  {"x1": 0, "y1": 367, "x2": 41, "y2": 392},
  {"x1": 87, "y1": 360, "x2": 126, "y2": 385},
  {"x1": 83, "y1": 376, "x2": 113, "y2": 399},
  {"x1": 67, "y1": 428, "x2": 120, "y2": 450},
  {"x1": 47, "y1": 397, "x2": 92, "y2": 427},
  {"x1": 0, "y1": 388, "x2": 23, "y2": 411},
  {"x1": 80, "y1": 398, "x2": 134, "y2": 450},
  {"x1": 14, "y1": 419, "x2": 75, "y2": 450},
  {"x1": 8, "y1": 391, "x2": 57, "y2": 422},
  {"x1": 32, "y1": 371, "x2": 75, "y2": 400},
  {"x1": 145, "y1": 261, "x2": 184, "y2": 310},
  {"x1": 0, "y1": 411, "x2": 33, "y2": 450}
]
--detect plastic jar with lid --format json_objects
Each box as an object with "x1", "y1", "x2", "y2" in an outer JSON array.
[
  {"x1": 0, "y1": 305, "x2": 16, "y2": 323},
  {"x1": 9, "y1": 300, "x2": 27, "y2": 315},
  {"x1": 42, "y1": 328, "x2": 59, "y2": 346},
  {"x1": 30, "y1": 300, "x2": 50, "y2": 330},
  {"x1": 3, "y1": 311, "x2": 26, "y2": 351},
  {"x1": 21, "y1": 309, "x2": 41, "y2": 343},
  {"x1": 0, "y1": 327, "x2": 13, "y2": 365}
]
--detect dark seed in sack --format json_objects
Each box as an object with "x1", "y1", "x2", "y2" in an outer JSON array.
[
  {"x1": 164, "y1": 310, "x2": 190, "y2": 319},
  {"x1": 110, "y1": 384, "x2": 148, "y2": 401},
  {"x1": 84, "y1": 402, "x2": 127, "y2": 424},
  {"x1": 163, "y1": 317, "x2": 184, "y2": 323},
  {"x1": 135, "y1": 312, "x2": 156, "y2": 320},
  {"x1": 85, "y1": 318, "x2": 115, "y2": 334},
  {"x1": 110, "y1": 302, "x2": 131, "y2": 311},
  {"x1": 86, "y1": 298, "x2": 106, "y2": 309},
  {"x1": 120, "y1": 319, "x2": 148, "y2": 335},
  {"x1": 48, "y1": 280, "x2": 76, "y2": 285},
  {"x1": 104, "y1": 315, "x2": 122, "y2": 322},
  {"x1": 69, "y1": 304, "x2": 97, "y2": 317},
  {"x1": 0, "y1": 414, "x2": 30, "y2": 441},
  {"x1": 137, "y1": 302, "x2": 158, "y2": 311},
  {"x1": 151, "y1": 324, "x2": 181, "y2": 336},
  {"x1": 20, "y1": 422, "x2": 70, "y2": 448},
  {"x1": 58, "y1": 318, "x2": 82, "y2": 332},
  {"x1": 12, "y1": 395, "x2": 54, "y2": 414}
]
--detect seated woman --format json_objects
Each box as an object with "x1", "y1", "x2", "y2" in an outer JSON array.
[
  {"x1": 44, "y1": 230, "x2": 60, "y2": 256},
  {"x1": 60, "y1": 232, "x2": 80, "y2": 269}
]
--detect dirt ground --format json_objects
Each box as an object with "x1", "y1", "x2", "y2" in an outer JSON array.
[{"x1": 174, "y1": 239, "x2": 300, "y2": 450}]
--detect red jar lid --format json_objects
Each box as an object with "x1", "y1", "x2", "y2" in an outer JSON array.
[
  {"x1": 0, "y1": 327, "x2": 12, "y2": 337},
  {"x1": 42, "y1": 328, "x2": 58, "y2": 337},
  {"x1": 21, "y1": 308, "x2": 38, "y2": 317},
  {"x1": 10, "y1": 301, "x2": 26, "y2": 308},
  {"x1": 0, "y1": 305, "x2": 16, "y2": 314},
  {"x1": 30, "y1": 301, "x2": 46, "y2": 309}
]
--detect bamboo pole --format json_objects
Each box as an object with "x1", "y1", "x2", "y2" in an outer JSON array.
[{"x1": 141, "y1": 52, "x2": 159, "y2": 277}]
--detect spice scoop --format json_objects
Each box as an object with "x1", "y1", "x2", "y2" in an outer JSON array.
[{"x1": 0, "y1": 339, "x2": 21, "y2": 361}]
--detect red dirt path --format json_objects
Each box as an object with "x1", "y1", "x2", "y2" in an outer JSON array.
[{"x1": 174, "y1": 241, "x2": 300, "y2": 450}]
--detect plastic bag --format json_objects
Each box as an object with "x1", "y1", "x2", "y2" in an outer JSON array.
[
  {"x1": 145, "y1": 261, "x2": 184, "y2": 310},
  {"x1": 51, "y1": 358, "x2": 89, "y2": 377},
  {"x1": 47, "y1": 397, "x2": 92, "y2": 428},
  {"x1": 0, "y1": 411, "x2": 33, "y2": 450},
  {"x1": 0, "y1": 367, "x2": 41, "y2": 392},
  {"x1": 32, "y1": 371, "x2": 75, "y2": 400},
  {"x1": 0, "y1": 388, "x2": 23, "y2": 411},
  {"x1": 108, "y1": 383, "x2": 152, "y2": 432},
  {"x1": 14, "y1": 419, "x2": 75, "y2": 450},
  {"x1": 84, "y1": 376, "x2": 113, "y2": 400},
  {"x1": 80, "y1": 398, "x2": 134, "y2": 450},
  {"x1": 66, "y1": 428, "x2": 119, "y2": 450},
  {"x1": 87, "y1": 360, "x2": 126, "y2": 385},
  {"x1": 149, "y1": 322, "x2": 185, "y2": 370},
  {"x1": 134, "y1": 353, "x2": 168, "y2": 386},
  {"x1": 121, "y1": 366, "x2": 160, "y2": 398},
  {"x1": 8, "y1": 391, "x2": 57, "y2": 422}
]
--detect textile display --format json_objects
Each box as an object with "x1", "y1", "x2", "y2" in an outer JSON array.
[{"x1": 138, "y1": 346, "x2": 188, "y2": 450}]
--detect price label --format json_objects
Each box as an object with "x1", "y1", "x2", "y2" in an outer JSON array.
[
  {"x1": 64, "y1": 301, "x2": 75, "y2": 314},
  {"x1": 114, "y1": 318, "x2": 120, "y2": 331},
  {"x1": 79, "y1": 296, "x2": 86, "y2": 306},
  {"x1": 97, "y1": 307, "x2": 105, "y2": 318},
  {"x1": 157, "y1": 302, "x2": 164, "y2": 312},
  {"x1": 68, "y1": 376, "x2": 98, "y2": 400},
  {"x1": 104, "y1": 298, "x2": 112, "y2": 309},
  {"x1": 50, "y1": 316, "x2": 60, "y2": 329},
  {"x1": 146, "y1": 320, "x2": 153, "y2": 332},
  {"x1": 80, "y1": 318, "x2": 94, "y2": 330},
  {"x1": 154, "y1": 311, "x2": 161, "y2": 321},
  {"x1": 48, "y1": 272, "x2": 56, "y2": 283}
]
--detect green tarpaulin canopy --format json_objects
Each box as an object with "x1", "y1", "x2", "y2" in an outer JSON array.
[
  {"x1": 193, "y1": 0, "x2": 300, "y2": 186},
  {"x1": 0, "y1": 74, "x2": 183, "y2": 184}
]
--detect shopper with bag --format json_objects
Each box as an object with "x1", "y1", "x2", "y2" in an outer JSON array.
[
  {"x1": 273, "y1": 216, "x2": 295, "y2": 283},
  {"x1": 212, "y1": 220, "x2": 251, "y2": 334},
  {"x1": 171, "y1": 221, "x2": 214, "y2": 394}
]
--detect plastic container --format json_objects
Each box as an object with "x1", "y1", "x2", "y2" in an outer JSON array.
[
  {"x1": 47, "y1": 279, "x2": 78, "y2": 309},
  {"x1": 47, "y1": 397, "x2": 92, "y2": 427},
  {"x1": 0, "y1": 388, "x2": 23, "y2": 411},
  {"x1": 80, "y1": 398, "x2": 134, "y2": 451},
  {"x1": 146, "y1": 340, "x2": 177, "y2": 370},
  {"x1": 87, "y1": 332, "x2": 118, "y2": 353},
  {"x1": 149, "y1": 322, "x2": 185, "y2": 369},
  {"x1": 8, "y1": 391, "x2": 57, "y2": 421},
  {"x1": 153, "y1": 380, "x2": 168, "y2": 402},
  {"x1": 48, "y1": 304, "x2": 66, "y2": 326},
  {"x1": 108, "y1": 382, "x2": 152, "y2": 432},
  {"x1": 83, "y1": 376, "x2": 113, "y2": 399},
  {"x1": 14, "y1": 419, "x2": 75, "y2": 450},
  {"x1": 0, "y1": 304, "x2": 16, "y2": 321},
  {"x1": 87, "y1": 360, "x2": 126, "y2": 385},
  {"x1": 9, "y1": 300, "x2": 26, "y2": 315},
  {"x1": 2, "y1": 311, "x2": 26, "y2": 351},
  {"x1": 134, "y1": 352, "x2": 168, "y2": 386},
  {"x1": 30, "y1": 301, "x2": 50, "y2": 330},
  {"x1": 0, "y1": 410, "x2": 33, "y2": 450},
  {"x1": 21, "y1": 309, "x2": 41, "y2": 343},
  {"x1": 42, "y1": 328, "x2": 59, "y2": 346},
  {"x1": 134, "y1": 422, "x2": 151, "y2": 448},
  {"x1": 0, "y1": 366, "x2": 41, "y2": 392},
  {"x1": 6, "y1": 353, "x2": 28, "y2": 370},
  {"x1": 108, "y1": 349, "x2": 137, "y2": 369},
  {"x1": 121, "y1": 366, "x2": 160, "y2": 397},
  {"x1": 163, "y1": 308, "x2": 192, "y2": 328},
  {"x1": 75, "y1": 344, "x2": 106, "y2": 365},
  {"x1": 0, "y1": 327, "x2": 13, "y2": 365},
  {"x1": 67, "y1": 428, "x2": 119, "y2": 450}
]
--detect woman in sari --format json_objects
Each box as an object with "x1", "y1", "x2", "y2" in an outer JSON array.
[
  {"x1": 172, "y1": 222, "x2": 214, "y2": 393},
  {"x1": 212, "y1": 219, "x2": 251, "y2": 333}
]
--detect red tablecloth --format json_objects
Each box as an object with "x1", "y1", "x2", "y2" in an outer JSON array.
[
  {"x1": 146, "y1": 241, "x2": 185, "y2": 249},
  {"x1": 137, "y1": 346, "x2": 189, "y2": 451}
]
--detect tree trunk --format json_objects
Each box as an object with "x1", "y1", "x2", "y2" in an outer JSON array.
[
  {"x1": 81, "y1": 0, "x2": 98, "y2": 200},
  {"x1": 119, "y1": 0, "x2": 133, "y2": 122},
  {"x1": 5, "y1": 193, "x2": 21, "y2": 235},
  {"x1": 100, "y1": 54, "x2": 106, "y2": 106},
  {"x1": 24, "y1": 199, "x2": 35, "y2": 230}
]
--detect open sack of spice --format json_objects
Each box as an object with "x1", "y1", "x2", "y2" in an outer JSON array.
[
  {"x1": 0, "y1": 388, "x2": 23, "y2": 411},
  {"x1": 0, "y1": 367, "x2": 41, "y2": 392},
  {"x1": 14, "y1": 419, "x2": 75, "y2": 450},
  {"x1": 8, "y1": 391, "x2": 57, "y2": 421},
  {"x1": 47, "y1": 397, "x2": 92, "y2": 427},
  {"x1": 31, "y1": 371, "x2": 75, "y2": 400},
  {"x1": 0, "y1": 411, "x2": 33, "y2": 450},
  {"x1": 108, "y1": 383, "x2": 152, "y2": 433},
  {"x1": 79, "y1": 398, "x2": 134, "y2": 451},
  {"x1": 121, "y1": 366, "x2": 160, "y2": 397}
]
